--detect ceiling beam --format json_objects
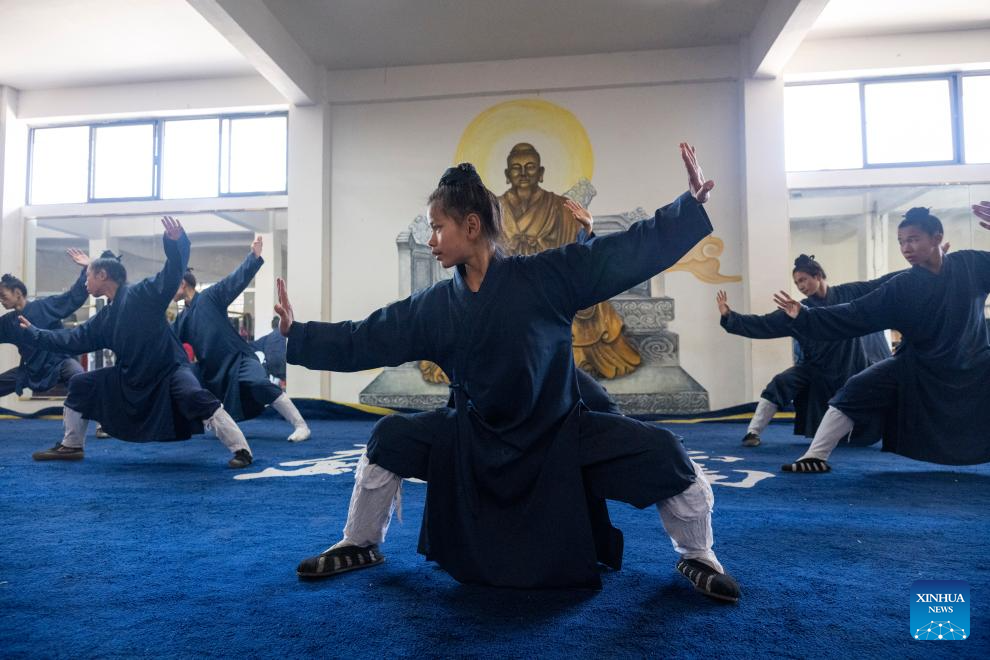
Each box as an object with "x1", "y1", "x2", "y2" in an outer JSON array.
[
  {"x1": 186, "y1": 0, "x2": 321, "y2": 105},
  {"x1": 747, "y1": 0, "x2": 831, "y2": 79}
]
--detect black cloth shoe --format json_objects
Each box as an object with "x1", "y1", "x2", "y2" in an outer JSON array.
[
  {"x1": 781, "y1": 457, "x2": 831, "y2": 473},
  {"x1": 228, "y1": 449, "x2": 253, "y2": 469},
  {"x1": 297, "y1": 544, "x2": 384, "y2": 578},
  {"x1": 32, "y1": 444, "x2": 84, "y2": 461},
  {"x1": 676, "y1": 558, "x2": 740, "y2": 603},
  {"x1": 741, "y1": 432, "x2": 761, "y2": 447}
]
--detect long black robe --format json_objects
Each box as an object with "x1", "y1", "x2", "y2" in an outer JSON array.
[
  {"x1": 288, "y1": 192, "x2": 711, "y2": 588},
  {"x1": 791, "y1": 250, "x2": 990, "y2": 465},
  {"x1": 720, "y1": 274, "x2": 897, "y2": 441},
  {"x1": 173, "y1": 252, "x2": 268, "y2": 421},
  {"x1": 0, "y1": 267, "x2": 88, "y2": 395},
  {"x1": 23, "y1": 234, "x2": 202, "y2": 441}
]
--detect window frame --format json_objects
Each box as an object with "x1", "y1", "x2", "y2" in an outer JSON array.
[
  {"x1": 27, "y1": 111, "x2": 288, "y2": 205},
  {"x1": 785, "y1": 71, "x2": 988, "y2": 172}
]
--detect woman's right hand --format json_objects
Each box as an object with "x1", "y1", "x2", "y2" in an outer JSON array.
[
  {"x1": 716, "y1": 290, "x2": 730, "y2": 316},
  {"x1": 274, "y1": 277, "x2": 295, "y2": 337}
]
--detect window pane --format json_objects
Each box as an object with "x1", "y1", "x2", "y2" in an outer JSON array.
[
  {"x1": 226, "y1": 116, "x2": 287, "y2": 193},
  {"x1": 864, "y1": 80, "x2": 954, "y2": 164},
  {"x1": 963, "y1": 75, "x2": 990, "y2": 164},
  {"x1": 92, "y1": 123, "x2": 155, "y2": 199},
  {"x1": 30, "y1": 126, "x2": 89, "y2": 204},
  {"x1": 162, "y1": 119, "x2": 220, "y2": 199},
  {"x1": 784, "y1": 83, "x2": 863, "y2": 172}
]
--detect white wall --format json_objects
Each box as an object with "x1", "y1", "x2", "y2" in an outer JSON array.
[{"x1": 328, "y1": 80, "x2": 747, "y2": 408}]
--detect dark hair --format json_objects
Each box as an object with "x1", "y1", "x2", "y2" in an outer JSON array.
[
  {"x1": 428, "y1": 163, "x2": 504, "y2": 248},
  {"x1": 898, "y1": 207, "x2": 943, "y2": 236},
  {"x1": 182, "y1": 268, "x2": 197, "y2": 289},
  {"x1": 793, "y1": 254, "x2": 826, "y2": 279},
  {"x1": 0, "y1": 273, "x2": 27, "y2": 297},
  {"x1": 271, "y1": 315, "x2": 279, "y2": 330},
  {"x1": 89, "y1": 250, "x2": 127, "y2": 285}
]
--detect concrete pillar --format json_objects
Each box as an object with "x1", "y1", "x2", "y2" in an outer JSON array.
[
  {"x1": 741, "y1": 77, "x2": 793, "y2": 400},
  {"x1": 286, "y1": 102, "x2": 332, "y2": 399}
]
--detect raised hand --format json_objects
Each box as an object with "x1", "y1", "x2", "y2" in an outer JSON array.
[
  {"x1": 252, "y1": 235, "x2": 263, "y2": 258},
  {"x1": 563, "y1": 198, "x2": 593, "y2": 234},
  {"x1": 161, "y1": 216, "x2": 185, "y2": 241},
  {"x1": 680, "y1": 142, "x2": 715, "y2": 204},
  {"x1": 772, "y1": 290, "x2": 802, "y2": 319},
  {"x1": 716, "y1": 290, "x2": 730, "y2": 316},
  {"x1": 974, "y1": 201, "x2": 990, "y2": 230},
  {"x1": 941, "y1": 241, "x2": 951, "y2": 256},
  {"x1": 18, "y1": 315, "x2": 32, "y2": 330},
  {"x1": 274, "y1": 277, "x2": 295, "y2": 337},
  {"x1": 66, "y1": 248, "x2": 90, "y2": 267}
]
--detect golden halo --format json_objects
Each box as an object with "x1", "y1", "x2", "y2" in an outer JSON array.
[{"x1": 454, "y1": 99, "x2": 594, "y2": 193}]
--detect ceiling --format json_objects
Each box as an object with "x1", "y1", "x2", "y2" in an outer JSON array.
[
  {"x1": 261, "y1": 0, "x2": 768, "y2": 71},
  {"x1": 1, "y1": 0, "x2": 987, "y2": 91}
]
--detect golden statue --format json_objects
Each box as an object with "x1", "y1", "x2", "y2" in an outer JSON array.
[{"x1": 499, "y1": 143, "x2": 639, "y2": 379}]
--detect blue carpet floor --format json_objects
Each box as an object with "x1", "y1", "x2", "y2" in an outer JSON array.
[{"x1": 1, "y1": 411, "x2": 987, "y2": 659}]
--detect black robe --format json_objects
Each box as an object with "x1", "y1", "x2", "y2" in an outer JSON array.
[
  {"x1": 287, "y1": 192, "x2": 711, "y2": 588},
  {"x1": 173, "y1": 252, "x2": 267, "y2": 421},
  {"x1": 0, "y1": 267, "x2": 88, "y2": 394},
  {"x1": 24, "y1": 234, "x2": 202, "y2": 441},
  {"x1": 720, "y1": 274, "x2": 897, "y2": 441},
  {"x1": 791, "y1": 250, "x2": 990, "y2": 465}
]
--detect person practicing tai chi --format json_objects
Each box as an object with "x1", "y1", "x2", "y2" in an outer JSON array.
[
  {"x1": 773, "y1": 206, "x2": 990, "y2": 473},
  {"x1": 717, "y1": 254, "x2": 897, "y2": 447},
  {"x1": 279, "y1": 144, "x2": 741, "y2": 602},
  {"x1": 173, "y1": 235, "x2": 310, "y2": 442},
  {"x1": 20, "y1": 217, "x2": 254, "y2": 469},
  {"x1": 0, "y1": 250, "x2": 90, "y2": 404}
]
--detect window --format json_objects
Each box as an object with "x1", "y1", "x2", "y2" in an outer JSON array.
[
  {"x1": 29, "y1": 126, "x2": 89, "y2": 205},
  {"x1": 863, "y1": 79, "x2": 954, "y2": 165},
  {"x1": 785, "y1": 72, "x2": 989, "y2": 172},
  {"x1": 162, "y1": 118, "x2": 221, "y2": 199},
  {"x1": 963, "y1": 75, "x2": 990, "y2": 164},
  {"x1": 785, "y1": 83, "x2": 863, "y2": 171},
  {"x1": 28, "y1": 112, "x2": 287, "y2": 205},
  {"x1": 92, "y1": 123, "x2": 156, "y2": 199},
  {"x1": 222, "y1": 115, "x2": 288, "y2": 194}
]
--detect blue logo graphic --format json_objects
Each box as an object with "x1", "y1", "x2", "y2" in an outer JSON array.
[{"x1": 911, "y1": 580, "x2": 970, "y2": 640}]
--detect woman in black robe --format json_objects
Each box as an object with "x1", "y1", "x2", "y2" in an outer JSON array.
[
  {"x1": 717, "y1": 255, "x2": 896, "y2": 447},
  {"x1": 0, "y1": 250, "x2": 90, "y2": 400},
  {"x1": 279, "y1": 145, "x2": 740, "y2": 602},
  {"x1": 20, "y1": 217, "x2": 254, "y2": 469},
  {"x1": 173, "y1": 236, "x2": 311, "y2": 441},
  {"x1": 773, "y1": 206, "x2": 990, "y2": 472}
]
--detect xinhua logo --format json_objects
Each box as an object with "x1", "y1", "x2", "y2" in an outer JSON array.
[{"x1": 911, "y1": 580, "x2": 970, "y2": 640}]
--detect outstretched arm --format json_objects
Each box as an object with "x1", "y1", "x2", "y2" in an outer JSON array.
[
  {"x1": 718, "y1": 289, "x2": 793, "y2": 339},
  {"x1": 543, "y1": 144, "x2": 714, "y2": 313},
  {"x1": 19, "y1": 309, "x2": 106, "y2": 354},
  {"x1": 774, "y1": 284, "x2": 898, "y2": 340},
  {"x1": 147, "y1": 216, "x2": 191, "y2": 305},
  {"x1": 277, "y1": 278, "x2": 436, "y2": 372},
  {"x1": 205, "y1": 235, "x2": 265, "y2": 308},
  {"x1": 37, "y1": 250, "x2": 90, "y2": 319}
]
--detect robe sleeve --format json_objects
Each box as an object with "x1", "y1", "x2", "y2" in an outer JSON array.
[
  {"x1": 831, "y1": 269, "x2": 905, "y2": 299},
  {"x1": 963, "y1": 250, "x2": 990, "y2": 293},
  {"x1": 286, "y1": 287, "x2": 438, "y2": 372},
  {"x1": 35, "y1": 267, "x2": 89, "y2": 320},
  {"x1": 720, "y1": 309, "x2": 793, "y2": 339},
  {"x1": 204, "y1": 252, "x2": 264, "y2": 309},
  {"x1": 791, "y1": 278, "x2": 902, "y2": 340},
  {"x1": 23, "y1": 307, "x2": 108, "y2": 354},
  {"x1": 145, "y1": 233, "x2": 191, "y2": 305},
  {"x1": 536, "y1": 192, "x2": 713, "y2": 314}
]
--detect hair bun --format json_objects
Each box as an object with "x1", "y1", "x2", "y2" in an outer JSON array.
[
  {"x1": 794, "y1": 254, "x2": 816, "y2": 268},
  {"x1": 99, "y1": 250, "x2": 121, "y2": 261},
  {"x1": 438, "y1": 162, "x2": 482, "y2": 187},
  {"x1": 904, "y1": 207, "x2": 931, "y2": 221}
]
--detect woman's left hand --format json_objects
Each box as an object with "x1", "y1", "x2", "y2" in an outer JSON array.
[
  {"x1": 563, "y1": 198, "x2": 593, "y2": 234},
  {"x1": 681, "y1": 143, "x2": 715, "y2": 204}
]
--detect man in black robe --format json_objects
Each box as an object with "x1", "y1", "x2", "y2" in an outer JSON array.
[{"x1": 773, "y1": 206, "x2": 990, "y2": 472}]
